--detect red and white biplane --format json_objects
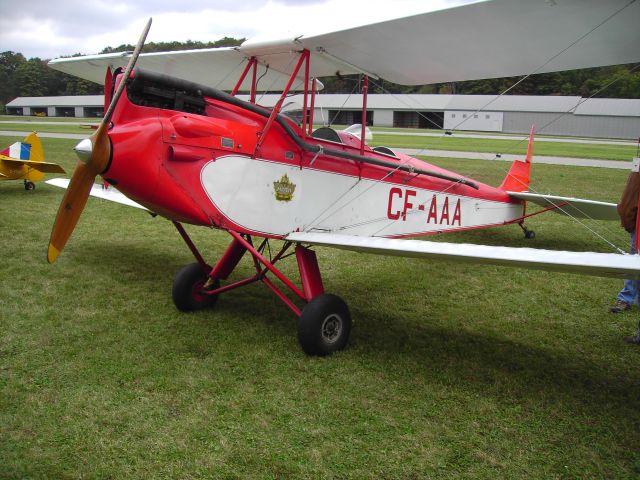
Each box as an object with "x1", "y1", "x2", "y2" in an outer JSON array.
[{"x1": 46, "y1": 0, "x2": 640, "y2": 355}]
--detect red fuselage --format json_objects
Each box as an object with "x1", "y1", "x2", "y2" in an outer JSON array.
[{"x1": 104, "y1": 69, "x2": 521, "y2": 239}]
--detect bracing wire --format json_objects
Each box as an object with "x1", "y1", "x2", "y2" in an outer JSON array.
[
  {"x1": 327, "y1": 78, "x2": 362, "y2": 127},
  {"x1": 447, "y1": 0, "x2": 638, "y2": 133},
  {"x1": 300, "y1": 1, "x2": 637, "y2": 254},
  {"x1": 214, "y1": 58, "x2": 247, "y2": 90}
]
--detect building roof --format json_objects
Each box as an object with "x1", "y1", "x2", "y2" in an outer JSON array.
[
  {"x1": 253, "y1": 93, "x2": 639, "y2": 116},
  {"x1": 7, "y1": 96, "x2": 103, "y2": 107},
  {"x1": 6, "y1": 94, "x2": 640, "y2": 117}
]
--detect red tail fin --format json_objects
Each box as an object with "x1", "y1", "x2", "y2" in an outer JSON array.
[{"x1": 499, "y1": 126, "x2": 534, "y2": 192}]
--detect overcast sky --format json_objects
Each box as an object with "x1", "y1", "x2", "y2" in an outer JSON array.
[{"x1": 0, "y1": 0, "x2": 478, "y2": 60}]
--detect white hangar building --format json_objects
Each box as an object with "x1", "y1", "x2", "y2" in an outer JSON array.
[
  {"x1": 6, "y1": 95, "x2": 104, "y2": 118},
  {"x1": 6, "y1": 94, "x2": 640, "y2": 140}
]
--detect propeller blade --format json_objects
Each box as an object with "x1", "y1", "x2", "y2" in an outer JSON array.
[
  {"x1": 104, "y1": 17, "x2": 152, "y2": 124},
  {"x1": 47, "y1": 18, "x2": 152, "y2": 264},
  {"x1": 47, "y1": 162, "x2": 97, "y2": 263}
]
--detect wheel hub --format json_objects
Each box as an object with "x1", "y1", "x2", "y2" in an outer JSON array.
[{"x1": 321, "y1": 314, "x2": 342, "y2": 343}]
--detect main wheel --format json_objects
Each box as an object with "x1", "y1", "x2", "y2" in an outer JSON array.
[
  {"x1": 172, "y1": 263, "x2": 219, "y2": 312},
  {"x1": 24, "y1": 181, "x2": 35, "y2": 191},
  {"x1": 297, "y1": 293, "x2": 351, "y2": 356}
]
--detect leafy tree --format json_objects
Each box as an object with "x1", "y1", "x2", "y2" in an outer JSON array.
[
  {"x1": 100, "y1": 37, "x2": 244, "y2": 55},
  {"x1": 0, "y1": 51, "x2": 26, "y2": 104},
  {"x1": 13, "y1": 58, "x2": 50, "y2": 96}
]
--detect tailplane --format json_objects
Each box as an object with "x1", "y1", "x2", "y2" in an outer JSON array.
[
  {"x1": 499, "y1": 126, "x2": 534, "y2": 192},
  {"x1": 0, "y1": 132, "x2": 45, "y2": 162}
]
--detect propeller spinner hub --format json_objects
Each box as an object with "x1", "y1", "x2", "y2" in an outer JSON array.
[{"x1": 74, "y1": 138, "x2": 93, "y2": 164}]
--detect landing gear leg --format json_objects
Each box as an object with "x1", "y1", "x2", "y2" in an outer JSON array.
[{"x1": 170, "y1": 223, "x2": 353, "y2": 355}]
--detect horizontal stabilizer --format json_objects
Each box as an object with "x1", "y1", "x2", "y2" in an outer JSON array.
[
  {"x1": 46, "y1": 178, "x2": 149, "y2": 211},
  {"x1": 0, "y1": 157, "x2": 66, "y2": 174},
  {"x1": 508, "y1": 191, "x2": 618, "y2": 221},
  {"x1": 286, "y1": 232, "x2": 640, "y2": 280}
]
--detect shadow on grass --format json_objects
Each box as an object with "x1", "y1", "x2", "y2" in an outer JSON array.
[{"x1": 71, "y1": 238, "x2": 639, "y2": 429}]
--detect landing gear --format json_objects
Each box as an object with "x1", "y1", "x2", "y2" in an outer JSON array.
[
  {"x1": 172, "y1": 263, "x2": 219, "y2": 312},
  {"x1": 519, "y1": 222, "x2": 535, "y2": 239},
  {"x1": 298, "y1": 294, "x2": 351, "y2": 356},
  {"x1": 24, "y1": 180, "x2": 35, "y2": 191},
  {"x1": 171, "y1": 224, "x2": 353, "y2": 356}
]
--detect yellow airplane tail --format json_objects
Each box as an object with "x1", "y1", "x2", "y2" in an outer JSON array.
[
  {"x1": 0, "y1": 132, "x2": 44, "y2": 162},
  {"x1": 0, "y1": 132, "x2": 65, "y2": 186},
  {"x1": 23, "y1": 132, "x2": 45, "y2": 162},
  {"x1": 20, "y1": 132, "x2": 45, "y2": 183}
]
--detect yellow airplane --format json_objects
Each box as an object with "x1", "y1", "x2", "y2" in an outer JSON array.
[{"x1": 0, "y1": 132, "x2": 66, "y2": 190}]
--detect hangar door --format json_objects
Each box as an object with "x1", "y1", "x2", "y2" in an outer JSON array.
[{"x1": 393, "y1": 111, "x2": 444, "y2": 129}]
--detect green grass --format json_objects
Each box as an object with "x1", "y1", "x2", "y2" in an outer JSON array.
[
  {"x1": 3, "y1": 116, "x2": 634, "y2": 160},
  {"x1": 0, "y1": 115, "x2": 99, "y2": 123},
  {"x1": 0, "y1": 115, "x2": 98, "y2": 135},
  {"x1": 1, "y1": 136, "x2": 640, "y2": 478},
  {"x1": 0, "y1": 123, "x2": 93, "y2": 135},
  {"x1": 371, "y1": 134, "x2": 636, "y2": 161}
]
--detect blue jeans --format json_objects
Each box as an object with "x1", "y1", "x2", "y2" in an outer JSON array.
[{"x1": 617, "y1": 230, "x2": 639, "y2": 305}]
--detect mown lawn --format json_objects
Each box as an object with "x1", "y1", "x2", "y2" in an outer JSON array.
[
  {"x1": 371, "y1": 134, "x2": 636, "y2": 161},
  {"x1": 0, "y1": 123, "x2": 94, "y2": 135},
  {"x1": 1, "y1": 136, "x2": 639, "y2": 478},
  {"x1": 1, "y1": 115, "x2": 635, "y2": 160}
]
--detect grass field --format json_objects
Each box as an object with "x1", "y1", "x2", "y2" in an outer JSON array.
[
  {"x1": 371, "y1": 134, "x2": 636, "y2": 161},
  {"x1": 1, "y1": 135, "x2": 640, "y2": 478},
  {"x1": 1, "y1": 115, "x2": 636, "y2": 161},
  {"x1": 0, "y1": 124, "x2": 95, "y2": 135}
]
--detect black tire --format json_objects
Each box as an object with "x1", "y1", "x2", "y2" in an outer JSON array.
[
  {"x1": 24, "y1": 181, "x2": 35, "y2": 191},
  {"x1": 297, "y1": 293, "x2": 351, "y2": 356},
  {"x1": 172, "y1": 263, "x2": 219, "y2": 312},
  {"x1": 524, "y1": 230, "x2": 536, "y2": 239}
]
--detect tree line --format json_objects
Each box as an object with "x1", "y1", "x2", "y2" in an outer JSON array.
[
  {"x1": 1, "y1": 38, "x2": 638, "y2": 114},
  {"x1": 0, "y1": 38, "x2": 244, "y2": 113}
]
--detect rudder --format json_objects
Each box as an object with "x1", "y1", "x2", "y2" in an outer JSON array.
[{"x1": 499, "y1": 126, "x2": 534, "y2": 192}]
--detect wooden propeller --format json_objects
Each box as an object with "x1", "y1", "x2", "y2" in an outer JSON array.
[{"x1": 47, "y1": 18, "x2": 152, "y2": 264}]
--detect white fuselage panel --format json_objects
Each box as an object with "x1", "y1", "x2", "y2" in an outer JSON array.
[{"x1": 201, "y1": 155, "x2": 522, "y2": 237}]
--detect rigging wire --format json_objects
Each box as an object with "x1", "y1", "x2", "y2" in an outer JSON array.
[
  {"x1": 301, "y1": 1, "x2": 637, "y2": 254},
  {"x1": 446, "y1": 0, "x2": 638, "y2": 133},
  {"x1": 303, "y1": 154, "x2": 417, "y2": 230},
  {"x1": 327, "y1": 77, "x2": 362, "y2": 127},
  {"x1": 214, "y1": 58, "x2": 247, "y2": 90}
]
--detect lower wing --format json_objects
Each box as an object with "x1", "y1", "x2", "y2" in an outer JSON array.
[
  {"x1": 286, "y1": 232, "x2": 640, "y2": 280},
  {"x1": 46, "y1": 178, "x2": 149, "y2": 211}
]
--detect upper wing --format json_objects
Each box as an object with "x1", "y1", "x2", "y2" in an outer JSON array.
[
  {"x1": 286, "y1": 232, "x2": 640, "y2": 280},
  {"x1": 509, "y1": 192, "x2": 619, "y2": 221},
  {"x1": 0, "y1": 156, "x2": 66, "y2": 174},
  {"x1": 48, "y1": 0, "x2": 640, "y2": 89},
  {"x1": 46, "y1": 178, "x2": 149, "y2": 211},
  {"x1": 49, "y1": 47, "x2": 298, "y2": 92}
]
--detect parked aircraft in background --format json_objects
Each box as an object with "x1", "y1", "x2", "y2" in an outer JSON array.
[{"x1": 0, "y1": 132, "x2": 65, "y2": 190}]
